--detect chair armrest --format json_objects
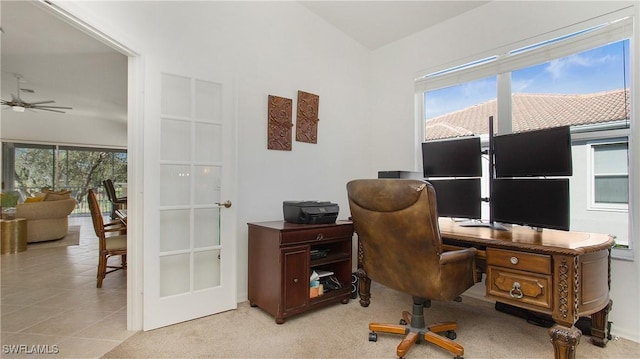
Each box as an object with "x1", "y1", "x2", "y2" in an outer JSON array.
[{"x1": 440, "y1": 247, "x2": 477, "y2": 265}]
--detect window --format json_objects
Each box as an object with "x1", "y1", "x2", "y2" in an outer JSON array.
[
  {"x1": 416, "y1": 13, "x2": 634, "y2": 254},
  {"x1": 591, "y1": 141, "x2": 629, "y2": 209},
  {"x1": 1, "y1": 142, "x2": 127, "y2": 215}
]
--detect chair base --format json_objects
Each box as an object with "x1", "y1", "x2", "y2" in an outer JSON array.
[{"x1": 368, "y1": 298, "x2": 464, "y2": 359}]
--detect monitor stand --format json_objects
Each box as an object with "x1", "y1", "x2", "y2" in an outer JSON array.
[{"x1": 457, "y1": 219, "x2": 508, "y2": 231}]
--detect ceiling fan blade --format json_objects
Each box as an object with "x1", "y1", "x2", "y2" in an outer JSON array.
[
  {"x1": 32, "y1": 105, "x2": 73, "y2": 110},
  {"x1": 28, "y1": 100, "x2": 56, "y2": 105},
  {"x1": 32, "y1": 107, "x2": 67, "y2": 113}
]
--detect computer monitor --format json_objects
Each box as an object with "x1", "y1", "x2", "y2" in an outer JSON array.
[
  {"x1": 422, "y1": 137, "x2": 482, "y2": 177},
  {"x1": 492, "y1": 178, "x2": 570, "y2": 231},
  {"x1": 429, "y1": 179, "x2": 481, "y2": 219},
  {"x1": 493, "y1": 126, "x2": 572, "y2": 177}
]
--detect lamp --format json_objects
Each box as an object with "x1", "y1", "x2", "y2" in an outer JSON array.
[{"x1": 12, "y1": 105, "x2": 25, "y2": 113}]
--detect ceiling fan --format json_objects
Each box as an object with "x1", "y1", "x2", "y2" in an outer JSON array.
[{"x1": 1, "y1": 74, "x2": 72, "y2": 113}]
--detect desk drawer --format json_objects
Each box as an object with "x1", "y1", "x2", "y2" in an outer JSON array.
[
  {"x1": 280, "y1": 225, "x2": 352, "y2": 245},
  {"x1": 486, "y1": 248, "x2": 551, "y2": 275},
  {"x1": 487, "y1": 266, "x2": 552, "y2": 309}
]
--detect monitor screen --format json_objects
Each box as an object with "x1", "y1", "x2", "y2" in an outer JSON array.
[
  {"x1": 493, "y1": 126, "x2": 572, "y2": 177},
  {"x1": 492, "y1": 178, "x2": 570, "y2": 231},
  {"x1": 429, "y1": 179, "x2": 481, "y2": 219},
  {"x1": 422, "y1": 137, "x2": 482, "y2": 177}
]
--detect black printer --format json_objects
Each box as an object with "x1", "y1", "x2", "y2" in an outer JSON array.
[{"x1": 283, "y1": 201, "x2": 339, "y2": 224}]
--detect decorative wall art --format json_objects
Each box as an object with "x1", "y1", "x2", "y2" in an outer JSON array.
[
  {"x1": 296, "y1": 91, "x2": 319, "y2": 144},
  {"x1": 267, "y1": 95, "x2": 293, "y2": 151}
]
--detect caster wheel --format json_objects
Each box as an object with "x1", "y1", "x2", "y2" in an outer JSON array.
[
  {"x1": 399, "y1": 319, "x2": 407, "y2": 325},
  {"x1": 369, "y1": 332, "x2": 378, "y2": 342},
  {"x1": 454, "y1": 356, "x2": 464, "y2": 359},
  {"x1": 445, "y1": 330, "x2": 457, "y2": 340}
]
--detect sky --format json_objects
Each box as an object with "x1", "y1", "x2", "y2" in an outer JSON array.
[{"x1": 425, "y1": 39, "x2": 630, "y2": 120}]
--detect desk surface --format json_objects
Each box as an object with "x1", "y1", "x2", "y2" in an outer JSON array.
[{"x1": 438, "y1": 218, "x2": 614, "y2": 255}]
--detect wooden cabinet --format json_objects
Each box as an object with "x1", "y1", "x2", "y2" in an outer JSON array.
[{"x1": 248, "y1": 220, "x2": 354, "y2": 324}]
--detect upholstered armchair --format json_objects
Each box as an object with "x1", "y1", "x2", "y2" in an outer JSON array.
[
  {"x1": 347, "y1": 179, "x2": 477, "y2": 359},
  {"x1": 15, "y1": 197, "x2": 76, "y2": 243}
]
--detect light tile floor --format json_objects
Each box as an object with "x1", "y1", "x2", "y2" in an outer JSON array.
[{"x1": 1, "y1": 216, "x2": 134, "y2": 358}]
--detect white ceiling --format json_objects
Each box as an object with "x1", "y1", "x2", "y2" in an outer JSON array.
[
  {"x1": 1, "y1": 1, "x2": 488, "y2": 124},
  {"x1": 1, "y1": 1, "x2": 128, "y2": 123},
  {"x1": 300, "y1": 1, "x2": 488, "y2": 50}
]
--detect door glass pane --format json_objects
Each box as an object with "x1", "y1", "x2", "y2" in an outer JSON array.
[
  {"x1": 194, "y1": 123, "x2": 222, "y2": 163},
  {"x1": 194, "y1": 165, "x2": 221, "y2": 205},
  {"x1": 194, "y1": 208, "x2": 220, "y2": 248},
  {"x1": 161, "y1": 74, "x2": 191, "y2": 117},
  {"x1": 160, "y1": 253, "x2": 190, "y2": 297},
  {"x1": 160, "y1": 209, "x2": 190, "y2": 252},
  {"x1": 160, "y1": 164, "x2": 191, "y2": 206},
  {"x1": 161, "y1": 119, "x2": 191, "y2": 161},
  {"x1": 195, "y1": 80, "x2": 222, "y2": 122},
  {"x1": 194, "y1": 249, "x2": 221, "y2": 290}
]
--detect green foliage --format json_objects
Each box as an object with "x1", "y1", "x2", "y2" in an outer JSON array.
[
  {"x1": 0, "y1": 192, "x2": 19, "y2": 208},
  {"x1": 10, "y1": 145, "x2": 127, "y2": 205}
]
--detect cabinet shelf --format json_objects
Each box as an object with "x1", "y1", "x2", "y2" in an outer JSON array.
[{"x1": 310, "y1": 252, "x2": 350, "y2": 267}]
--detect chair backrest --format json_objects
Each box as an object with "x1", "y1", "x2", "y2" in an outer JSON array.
[
  {"x1": 103, "y1": 179, "x2": 117, "y2": 202},
  {"x1": 347, "y1": 179, "x2": 447, "y2": 299},
  {"x1": 87, "y1": 189, "x2": 106, "y2": 242}
]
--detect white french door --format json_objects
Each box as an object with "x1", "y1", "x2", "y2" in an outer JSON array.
[{"x1": 143, "y1": 72, "x2": 236, "y2": 330}]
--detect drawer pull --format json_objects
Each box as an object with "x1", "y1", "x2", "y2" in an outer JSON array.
[
  {"x1": 509, "y1": 282, "x2": 524, "y2": 299},
  {"x1": 510, "y1": 256, "x2": 519, "y2": 265},
  {"x1": 293, "y1": 278, "x2": 299, "y2": 283},
  {"x1": 316, "y1": 233, "x2": 324, "y2": 240}
]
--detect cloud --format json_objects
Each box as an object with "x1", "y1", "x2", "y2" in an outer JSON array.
[{"x1": 545, "y1": 53, "x2": 616, "y2": 79}]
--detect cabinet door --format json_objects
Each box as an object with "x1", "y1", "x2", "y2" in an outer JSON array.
[{"x1": 282, "y1": 246, "x2": 309, "y2": 313}]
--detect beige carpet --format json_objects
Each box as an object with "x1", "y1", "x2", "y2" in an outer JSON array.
[
  {"x1": 103, "y1": 282, "x2": 639, "y2": 359},
  {"x1": 27, "y1": 225, "x2": 80, "y2": 249}
]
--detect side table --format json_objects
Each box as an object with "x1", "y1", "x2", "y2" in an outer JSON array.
[{"x1": 1, "y1": 218, "x2": 28, "y2": 254}]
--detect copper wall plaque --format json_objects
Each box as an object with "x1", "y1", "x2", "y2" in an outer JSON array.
[
  {"x1": 267, "y1": 95, "x2": 293, "y2": 151},
  {"x1": 296, "y1": 91, "x2": 319, "y2": 144}
]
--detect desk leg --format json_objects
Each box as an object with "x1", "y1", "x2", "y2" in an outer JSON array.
[
  {"x1": 590, "y1": 299, "x2": 612, "y2": 347},
  {"x1": 356, "y1": 268, "x2": 371, "y2": 307},
  {"x1": 548, "y1": 324, "x2": 581, "y2": 359}
]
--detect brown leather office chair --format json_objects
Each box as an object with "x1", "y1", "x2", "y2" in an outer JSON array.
[
  {"x1": 347, "y1": 179, "x2": 477, "y2": 359},
  {"x1": 88, "y1": 189, "x2": 127, "y2": 288},
  {"x1": 103, "y1": 179, "x2": 127, "y2": 219}
]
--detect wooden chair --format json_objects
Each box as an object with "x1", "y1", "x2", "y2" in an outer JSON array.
[
  {"x1": 347, "y1": 179, "x2": 477, "y2": 359},
  {"x1": 103, "y1": 179, "x2": 127, "y2": 219},
  {"x1": 87, "y1": 189, "x2": 127, "y2": 288}
]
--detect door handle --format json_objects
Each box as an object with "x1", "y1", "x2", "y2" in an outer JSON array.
[{"x1": 216, "y1": 200, "x2": 232, "y2": 208}]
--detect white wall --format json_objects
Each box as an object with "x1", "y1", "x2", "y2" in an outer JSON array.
[
  {"x1": 59, "y1": 0, "x2": 371, "y2": 305},
  {"x1": 369, "y1": 1, "x2": 640, "y2": 342}
]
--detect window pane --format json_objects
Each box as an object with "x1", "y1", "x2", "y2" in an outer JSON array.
[
  {"x1": 594, "y1": 143, "x2": 628, "y2": 174},
  {"x1": 511, "y1": 40, "x2": 629, "y2": 133},
  {"x1": 424, "y1": 76, "x2": 496, "y2": 140},
  {"x1": 13, "y1": 145, "x2": 55, "y2": 195},
  {"x1": 595, "y1": 175, "x2": 628, "y2": 204}
]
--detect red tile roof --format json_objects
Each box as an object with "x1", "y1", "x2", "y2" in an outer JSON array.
[{"x1": 425, "y1": 89, "x2": 630, "y2": 140}]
